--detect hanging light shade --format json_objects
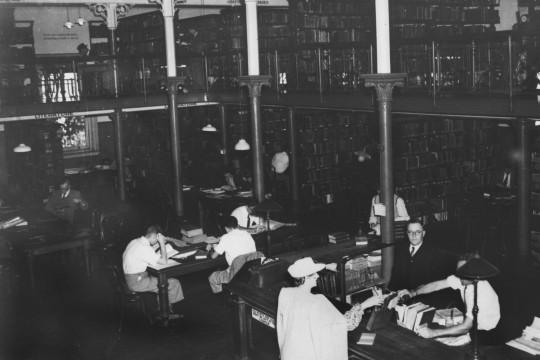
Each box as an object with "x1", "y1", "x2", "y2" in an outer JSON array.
[
  {"x1": 202, "y1": 123, "x2": 217, "y2": 132},
  {"x1": 64, "y1": 7, "x2": 73, "y2": 29},
  {"x1": 77, "y1": 6, "x2": 85, "y2": 26},
  {"x1": 234, "y1": 138, "x2": 250, "y2": 151},
  {"x1": 13, "y1": 143, "x2": 31, "y2": 153}
]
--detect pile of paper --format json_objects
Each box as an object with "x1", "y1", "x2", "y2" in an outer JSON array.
[
  {"x1": 507, "y1": 317, "x2": 540, "y2": 355},
  {"x1": 0, "y1": 216, "x2": 28, "y2": 229}
]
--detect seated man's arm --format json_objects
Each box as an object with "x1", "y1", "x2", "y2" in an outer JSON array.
[
  {"x1": 398, "y1": 278, "x2": 450, "y2": 299},
  {"x1": 156, "y1": 234, "x2": 168, "y2": 265},
  {"x1": 72, "y1": 191, "x2": 88, "y2": 210}
]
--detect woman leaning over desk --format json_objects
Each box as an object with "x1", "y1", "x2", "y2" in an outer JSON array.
[{"x1": 277, "y1": 257, "x2": 386, "y2": 360}]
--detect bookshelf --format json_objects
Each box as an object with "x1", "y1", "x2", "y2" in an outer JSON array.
[
  {"x1": 394, "y1": 117, "x2": 503, "y2": 224},
  {"x1": 116, "y1": 11, "x2": 165, "y2": 56},
  {"x1": 291, "y1": 0, "x2": 375, "y2": 45},
  {"x1": 296, "y1": 111, "x2": 372, "y2": 210},
  {"x1": 88, "y1": 21, "x2": 109, "y2": 56},
  {"x1": 391, "y1": 0, "x2": 500, "y2": 40},
  {"x1": 531, "y1": 131, "x2": 540, "y2": 260}
]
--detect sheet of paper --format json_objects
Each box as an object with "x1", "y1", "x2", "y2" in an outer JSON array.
[{"x1": 373, "y1": 204, "x2": 386, "y2": 217}]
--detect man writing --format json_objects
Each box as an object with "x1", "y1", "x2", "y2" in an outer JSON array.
[
  {"x1": 207, "y1": 216, "x2": 260, "y2": 293},
  {"x1": 122, "y1": 225, "x2": 184, "y2": 319},
  {"x1": 44, "y1": 179, "x2": 88, "y2": 224}
]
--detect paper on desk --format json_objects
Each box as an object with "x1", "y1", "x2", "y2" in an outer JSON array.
[
  {"x1": 171, "y1": 250, "x2": 197, "y2": 259},
  {"x1": 373, "y1": 204, "x2": 386, "y2": 217}
]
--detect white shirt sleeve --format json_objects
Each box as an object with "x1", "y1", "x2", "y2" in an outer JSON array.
[
  {"x1": 142, "y1": 245, "x2": 161, "y2": 267},
  {"x1": 369, "y1": 195, "x2": 377, "y2": 224},
  {"x1": 214, "y1": 236, "x2": 227, "y2": 255},
  {"x1": 395, "y1": 197, "x2": 410, "y2": 221},
  {"x1": 446, "y1": 275, "x2": 462, "y2": 290}
]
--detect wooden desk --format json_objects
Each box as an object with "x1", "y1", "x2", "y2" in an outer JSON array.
[
  {"x1": 147, "y1": 244, "x2": 227, "y2": 321},
  {"x1": 0, "y1": 207, "x2": 91, "y2": 301},
  {"x1": 225, "y1": 279, "x2": 536, "y2": 360}
]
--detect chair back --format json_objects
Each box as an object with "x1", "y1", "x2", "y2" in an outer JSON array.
[
  {"x1": 228, "y1": 251, "x2": 265, "y2": 281},
  {"x1": 100, "y1": 211, "x2": 125, "y2": 244},
  {"x1": 106, "y1": 263, "x2": 135, "y2": 297}
]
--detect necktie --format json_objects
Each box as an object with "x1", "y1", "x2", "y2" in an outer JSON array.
[
  {"x1": 247, "y1": 215, "x2": 251, "y2": 227},
  {"x1": 410, "y1": 246, "x2": 416, "y2": 258}
]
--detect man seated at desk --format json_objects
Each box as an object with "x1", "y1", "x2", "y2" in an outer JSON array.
[
  {"x1": 123, "y1": 225, "x2": 184, "y2": 319},
  {"x1": 392, "y1": 253, "x2": 500, "y2": 345},
  {"x1": 207, "y1": 216, "x2": 259, "y2": 293},
  {"x1": 44, "y1": 179, "x2": 88, "y2": 224},
  {"x1": 231, "y1": 204, "x2": 265, "y2": 230}
]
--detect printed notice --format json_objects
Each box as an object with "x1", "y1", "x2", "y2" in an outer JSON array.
[{"x1": 251, "y1": 309, "x2": 275, "y2": 329}]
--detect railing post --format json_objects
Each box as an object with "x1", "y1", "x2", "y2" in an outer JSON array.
[
  {"x1": 508, "y1": 34, "x2": 514, "y2": 112},
  {"x1": 274, "y1": 49, "x2": 280, "y2": 96},
  {"x1": 471, "y1": 40, "x2": 477, "y2": 93},
  {"x1": 431, "y1": 40, "x2": 437, "y2": 108},
  {"x1": 317, "y1": 47, "x2": 323, "y2": 102}
]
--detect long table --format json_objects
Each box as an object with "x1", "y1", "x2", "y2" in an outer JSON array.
[
  {"x1": 146, "y1": 243, "x2": 227, "y2": 322},
  {"x1": 0, "y1": 206, "x2": 92, "y2": 301},
  {"x1": 225, "y1": 279, "x2": 536, "y2": 360}
]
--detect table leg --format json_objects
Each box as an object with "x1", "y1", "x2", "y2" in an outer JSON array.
[
  {"x1": 27, "y1": 252, "x2": 36, "y2": 302},
  {"x1": 83, "y1": 240, "x2": 90, "y2": 278},
  {"x1": 156, "y1": 273, "x2": 170, "y2": 322},
  {"x1": 231, "y1": 295, "x2": 249, "y2": 360}
]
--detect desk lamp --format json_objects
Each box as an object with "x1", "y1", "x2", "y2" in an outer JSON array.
[
  {"x1": 455, "y1": 253, "x2": 499, "y2": 360},
  {"x1": 253, "y1": 198, "x2": 282, "y2": 257}
]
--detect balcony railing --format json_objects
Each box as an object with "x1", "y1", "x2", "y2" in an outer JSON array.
[{"x1": 1, "y1": 31, "x2": 538, "y2": 108}]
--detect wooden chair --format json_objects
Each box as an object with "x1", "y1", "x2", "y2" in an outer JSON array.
[
  {"x1": 106, "y1": 263, "x2": 155, "y2": 334},
  {"x1": 89, "y1": 211, "x2": 125, "y2": 275}
]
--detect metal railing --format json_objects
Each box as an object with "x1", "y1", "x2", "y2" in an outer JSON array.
[{"x1": 1, "y1": 31, "x2": 538, "y2": 108}]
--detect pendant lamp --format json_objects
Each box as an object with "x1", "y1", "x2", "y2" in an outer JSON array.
[
  {"x1": 77, "y1": 7, "x2": 86, "y2": 26},
  {"x1": 64, "y1": 7, "x2": 73, "y2": 29},
  {"x1": 202, "y1": 123, "x2": 217, "y2": 132},
  {"x1": 234, "y1": 109, "x2": 250, "y2": 151},
  {"x1": 13, "y1": 144, "x2": 31, "y2": 153}
]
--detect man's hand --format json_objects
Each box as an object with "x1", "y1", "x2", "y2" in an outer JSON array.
[{"x1": 206, "y1": 244, "x2": 214, "y2": 252}]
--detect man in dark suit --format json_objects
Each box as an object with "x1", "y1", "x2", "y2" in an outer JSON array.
[
  {"x1": 387, "y1": 220, "x2": 460, "y2": 309},
  {"x1": 45, "y1": 179, "x2": 88, "y2": 224}
]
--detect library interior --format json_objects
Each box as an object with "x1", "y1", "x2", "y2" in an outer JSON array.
[{"x1": 1, "y1": 0, "x2": 540, "y2": 359}]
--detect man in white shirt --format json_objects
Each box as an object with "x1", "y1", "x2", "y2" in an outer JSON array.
[
  {"x1": 122, "y1": 225, "x2": 184, "y2": 318},
  {"x1": 207, "y1": 216, "x2": 258, "y2": 293},
  {"x1": 368, "y1": 191, "x2": 410, "y2": 236},
  {"x1": 231, "y1": 205, "x2": 264, "y2": 229},
  {"x1": 396, "y1": 253, "x2": 500, "y2": 341}
]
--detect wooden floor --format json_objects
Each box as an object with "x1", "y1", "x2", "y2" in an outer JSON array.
[{"x1": 1, "y1": 199, "x2": 539, "y2": 360}]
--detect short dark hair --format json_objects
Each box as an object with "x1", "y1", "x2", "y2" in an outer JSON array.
[
  {"x1": 145, "y1": 225, "x2": 162, "y2": 237},
  {"x1": 407, "y1": 219, "x2": 424, "y2": 229},
  {"x1": 223, "y1": 216, "x2": 238, "y2": 229},
  {"x1": 59, "y1": 178, "x2": 71, "y2": 187},
  {"x1": 77, "y1": 43, "x2": 87, "y2": 52}
]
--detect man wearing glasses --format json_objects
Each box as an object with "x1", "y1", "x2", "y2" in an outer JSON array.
[{"x1": 387, "y1": 220, "x2": 460, "y2": 308}]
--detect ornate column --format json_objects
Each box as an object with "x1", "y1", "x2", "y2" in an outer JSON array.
[
  {"x1": 361, "y1": 73, "x2": 406, "y2": 282},
  {"x1": 219, "y1": 104, "x2": 228, "y2": 165},
  {"x1": 287, "y1": 107, "x2": 299, "y2": 213},
  {"x1": 88, "y1": 3, "x2": 132, "y2": 98},
  {"x1": 151, "y1": 0, "x2": 186, "y2": 216},
  {"x1": 111, "y1": 111, "x2": 126, "y2": 201},
  {"x1": 517, "y1": 118, "x2": 531, "y2": 259},
  {"x1": 239, "y1": 76, "x2": 272, "y2": 203}
]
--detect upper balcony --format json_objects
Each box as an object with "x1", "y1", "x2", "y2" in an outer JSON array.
[{"x1": 1, "y1": 31, "x2": 539, "y2": 120}]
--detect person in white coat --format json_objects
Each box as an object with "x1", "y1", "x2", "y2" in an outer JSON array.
[{"x1": 277, "y1": 257, "x2": 386, "y2": 360}]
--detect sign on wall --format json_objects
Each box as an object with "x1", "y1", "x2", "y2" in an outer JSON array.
[{"x1": 15, "y1": 7, "x2": 90, "y2": 55}]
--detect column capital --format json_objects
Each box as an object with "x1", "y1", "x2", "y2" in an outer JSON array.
[
  {"x1": 88, "y1": 3, "x2": 133, "y2": 29},
  {"x1": 238, "y1": 75, "x2": 272, "y2": 97},
  {"x1": 149, "y1": 0, "x2": 186, "y2": 16},
  {"x1": 361, "y1": 73, "x2": 407, "y2": 102}
]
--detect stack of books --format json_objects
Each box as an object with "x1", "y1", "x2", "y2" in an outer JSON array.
[
  {"x1": 0, "y1": 216, "x2": 28, "y2": 229},
  {"x1": 181, "y1": 225, "x2": 206, "y2": 244},
  {"x1": 328, "y1": 231, "x2": 350, "y2": 244},
  {"x1": 507, "y1": 317, "x2": 540, "y2": 355},
  {"x1": 396, "y1": 302, "x2": 436, "y2": 332},
  {"x1": 433, "y1": 308, "x2": 464, "y2": 327}
]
